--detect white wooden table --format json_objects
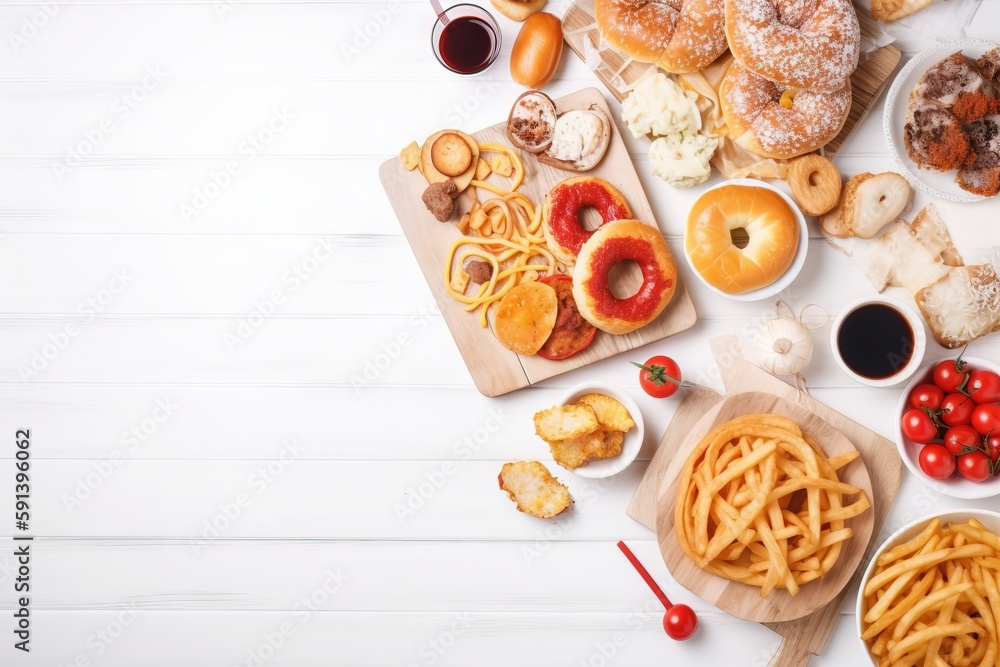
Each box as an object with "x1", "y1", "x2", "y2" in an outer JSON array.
[{"x1": 1, "y1": 2, "x2": 999, "y2": 665}]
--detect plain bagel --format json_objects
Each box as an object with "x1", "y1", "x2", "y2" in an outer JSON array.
[{"x1": 685, "y1": 184, "x2": 799, "y2": 294}]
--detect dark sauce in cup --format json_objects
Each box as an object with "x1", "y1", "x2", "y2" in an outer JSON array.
[
  {"x1": 438, "y1": 17, "x2": 497, "y2": 74},
  {"x1": 837, "y1": 303, "x2": 915, "y2": 379}
]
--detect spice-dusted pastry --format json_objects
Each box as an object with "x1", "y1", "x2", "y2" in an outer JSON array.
[
  {"x1": 720, "y1": 62, "x2": 852, "y2": 159},
  {"x1": 725, "y1": 0, "x2": 860, "y2": 93},
  {"x1": 594, "y1": 0, "x2": 727, "y2": 74}
]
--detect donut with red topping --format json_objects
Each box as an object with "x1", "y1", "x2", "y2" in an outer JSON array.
[{"x1": 541, "y1": 177, "x2": 631, "y2": 264}]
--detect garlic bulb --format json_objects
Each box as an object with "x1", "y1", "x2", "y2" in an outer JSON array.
[{"x1": 752, "y1": 315, "x2": 814, "y2": 377}]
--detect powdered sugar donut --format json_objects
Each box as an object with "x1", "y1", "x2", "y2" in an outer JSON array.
[{"x1": 725, "y1": 0, "x2": 860, "y2": 93}]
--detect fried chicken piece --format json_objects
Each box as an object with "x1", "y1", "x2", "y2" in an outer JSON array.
[{"x1": 421, "y1": 180, "x2": 457, "y2": 222}]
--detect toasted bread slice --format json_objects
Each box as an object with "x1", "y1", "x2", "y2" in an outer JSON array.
[
  {"x1": 576, "y1": 394, "x2": 635, "y2": 432},
  {"x1": 915, "y1": 264, "x2": 1000, "y2": 349},
  {"x1": 534, "y1": 404, "x2": 599, "y2": 442},
  {"x1": 499, "y1": 461, "x2": 571, "y2": 518}
]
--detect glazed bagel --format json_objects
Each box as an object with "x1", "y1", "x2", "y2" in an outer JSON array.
[
  {"x1": 720, "y1": 62, "x2": 852, "y2": 159},
  {"x1": 542, "y1": 176, "x2": 632, "y2": 264},
  {"x1": 594, "y1": 0, "x2": 728, "y2": 74},
  {"x1": 572, "y1": 220, "x2": 677, "y2": 334},
  {"x1": 725, "y1": 0, "x2": 860, "y2": 93},
  {"x1": 685, "y1": 184, "x2": 799, "y2": 294}
]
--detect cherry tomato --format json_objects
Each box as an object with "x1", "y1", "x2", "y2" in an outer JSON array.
[
  {"x1": 909, "y1": 383, "x2": 945, "y2": 410},
  {"x1": 944, "y1": 425, "x2": 981, "y2": 456},
  {"x1": 919, "y1": 443, "x2": 956, "y2": 479},
  {"x1": 633, "y1": 356, "x2": 682, "y2": 399},
  {"x1": 663, "y1": 604, "x2": 698, "y2": 640},
  {"x1": 970, "y1": 370, "x2": 1000, "y2": 404},
  {"x1": 971, "y1": 403, "x2": 1000, "y2": 436},
  {"x1": 901, "y1": 408, "x2": 938, "y2": 443},
  {"x1": 941, "y1": 393, "x2": 975, "y2": 427},
  {"x1": 957, "y1": 450, "x2": 992, "y2": 482},
  {"x1": 933, "y1": 358, "x2": 969, "y2": 393},
  {"x1": 988, "y1": 435, "x2": 1000, "y2": 463}
]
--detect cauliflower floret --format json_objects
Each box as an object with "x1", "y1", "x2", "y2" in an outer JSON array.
[
  {"x1": 621, "y1": 73, "x2": 702, "y2": 140},
  {"x1": 650, "y1": 132, "x2": 719, "y2": 189}
]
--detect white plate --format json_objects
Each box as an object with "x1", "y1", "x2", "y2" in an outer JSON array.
[
  {"x1": 883, "y1": 39, "x2": 999, "y2": 204},
  {"x1": 856, "y1": 509, "x2": 1000, "y2": 666},
  {"x1": 553, "y1": 382, "x2": 644, "y2": 479},
  {"x1": 895, "y1": 356, "x2": 1000, "y2": 499},
  {"x1": 683, "y1": 179, "x2": 808, "y2": 302}
]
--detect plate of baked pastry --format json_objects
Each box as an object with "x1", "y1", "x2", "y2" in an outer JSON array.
[{"x1": 884, "y1": 39, "x2": 1000, "y2": 202}]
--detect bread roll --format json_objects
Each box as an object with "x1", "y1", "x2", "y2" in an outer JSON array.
[
  {"x1": 510, "y1": 12, "x2": 563, "y2": 88},
  {"x1": 490, "y1": 0, "x2": 546, "y2": 22},
  {"x1": 685, "y1": 185, "x2": 799, "y2": 294}
]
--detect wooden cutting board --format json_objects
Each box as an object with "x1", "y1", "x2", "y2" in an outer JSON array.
[
  {"x1": 379, "y1": 88, "x2": 697, "y2": 398},
  {"x1": 627, "y1": 335, "x2": 902, "y2": 667},
  {"x1": 562, "y1": 1, "x2": 901, "y2": 158}
]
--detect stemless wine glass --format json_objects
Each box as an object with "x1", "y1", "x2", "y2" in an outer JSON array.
[{"x1": 430, "y1": 4, "x2": 501, "y2": 75}]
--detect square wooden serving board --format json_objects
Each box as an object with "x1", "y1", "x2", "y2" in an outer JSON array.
[{"x1": 379, "y1": 87, "x2": 696, "y2": 397}]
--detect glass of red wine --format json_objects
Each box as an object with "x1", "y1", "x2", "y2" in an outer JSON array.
[{"x1": 431, "y1": 4, "x2": 501, "y2": 75}]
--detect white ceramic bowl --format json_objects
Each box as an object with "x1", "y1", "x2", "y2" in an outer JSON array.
[
  {"x1": 830, "y1": 295, "x2": 927, "y2": 388},
  {"x1": 883, "y1": 39, "x2": 999, "y2": 204},
  {"x1": 683, "y1": 178, "x2": 808, "y2": 302},
  {"x1": 554, "y1": 382, "x2": 644, "y2": 479},
  {"x1": 895, "y1": 356, "x2": 1000, "y2": 499},
  {"x1": 856, "y1": 509, "x2": 1000, "y2": 666}
]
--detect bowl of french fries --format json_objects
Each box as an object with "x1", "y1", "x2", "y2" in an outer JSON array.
[{"x1": 858, "y1": 510, "x2": 1000, "y2": 667}]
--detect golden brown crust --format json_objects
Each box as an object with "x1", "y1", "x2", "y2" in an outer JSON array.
[
  {"x1": 871, "y1": 0, "x2": 933, "y2": 22},
  {"x1": 499, "y1": 461, "x2": 571, "y2": 518},
  {"x1": 787, "y1": 154, "x2": 842, "y2": 216},
  {"x1": 595, "y1": 0, "x2": 728, "y2": 74},
  {"x1": 490, "y1": 0, "x2": 546, "y2": 22}
]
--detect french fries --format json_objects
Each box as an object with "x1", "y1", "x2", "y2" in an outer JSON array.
[
  {"x1": 862, "y1": 518, "x2": 1000, "y2": 667},
  {"x1": 674, "y1": 414, "x2": 870, "y2": 597}
]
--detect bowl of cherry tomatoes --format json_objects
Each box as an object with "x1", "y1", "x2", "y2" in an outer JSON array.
[{"x1": 895, "y1": 356, "x2": 1000, "y2": 499}]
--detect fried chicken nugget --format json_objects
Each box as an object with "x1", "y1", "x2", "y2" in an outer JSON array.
[
  {"x1": 576, "y1": 394, "x2": 635, "y2": 432},
  {"x1": 533, "y1": 404, "x2": 599, "y2": 442},
  {"x1": 499, "y1": 461, "x2": 571, "y2": 518}
]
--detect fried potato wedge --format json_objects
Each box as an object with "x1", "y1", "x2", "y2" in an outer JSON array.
[
  {"x1": 499, "y1": 461, "x2": 571, "y2": 518},
  {"x1": 577, "y1": 393, "x2": 635, "y2": 432},
  {"x1": 496, "y1": 282, "x2": 558, "y2": 355},
  {"x1": 534, "y1": 404, "x2": 599, "y2": 442}
]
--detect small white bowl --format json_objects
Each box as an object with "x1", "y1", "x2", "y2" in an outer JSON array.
[
  {"x1": 683, "y1": 178, "x2": 809, "y2": 302},
  {"x1": 895, "y1": 356, "x2": 1000, "y2": 499},
  {"x1": 856, "y1": 509, "x2": 1000, "y2": 666},
  {"x1": 554, "y1": 382, "x2": 644, "y2": 479},
  {"x1": 830, "y1": 295, "x2": 927, "y2": 388}
]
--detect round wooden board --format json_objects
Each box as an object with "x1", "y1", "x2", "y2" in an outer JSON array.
[{"x1": 655, "y1": 391, "x2": 875, "y2": 623}]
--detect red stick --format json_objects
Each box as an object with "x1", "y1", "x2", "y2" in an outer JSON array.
[{"x1": 617, "y1": 540, "x2": 672, "y2": 610}]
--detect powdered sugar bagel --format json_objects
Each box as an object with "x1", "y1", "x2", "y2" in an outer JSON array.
[
  {"x1": 725, "y1": 0, "x2": 860, "y2": 93},
  {"x1": 720, "y1": 61, "x2": 852, "y2": 159},
  {"x1": 595, "y1": 0, "x2": 728, "y2": 74}
]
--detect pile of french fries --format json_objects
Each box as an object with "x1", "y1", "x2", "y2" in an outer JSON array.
[
  {"x1": 862, "y1": 517, "x2": 1000, "y2": 667},
  {"x1": 674, "y1": 414, "x2": 870, "y2": 597}
]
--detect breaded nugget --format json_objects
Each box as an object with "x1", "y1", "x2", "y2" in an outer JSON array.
[
  {"x1": 576, "y1": 394, "x2": 635, "y2": 432},
  {"x1": 499, "y1": 461, "x2": 571, "y2": 518},
  {"x1": 548, "y1": 430, "x2": 606, "y2": 470},
  {"x1": 533, "y1": 404, "x2": 599, "y2": 442}
]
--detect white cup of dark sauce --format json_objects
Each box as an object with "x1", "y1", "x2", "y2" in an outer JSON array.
[{"x1": 831, "y1": 295, "x2": 927, "y2": 388}]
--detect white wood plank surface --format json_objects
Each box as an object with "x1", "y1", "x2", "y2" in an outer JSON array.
[{"x1": 0, "y1": 0, "x2": 998, "y2": 665}]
